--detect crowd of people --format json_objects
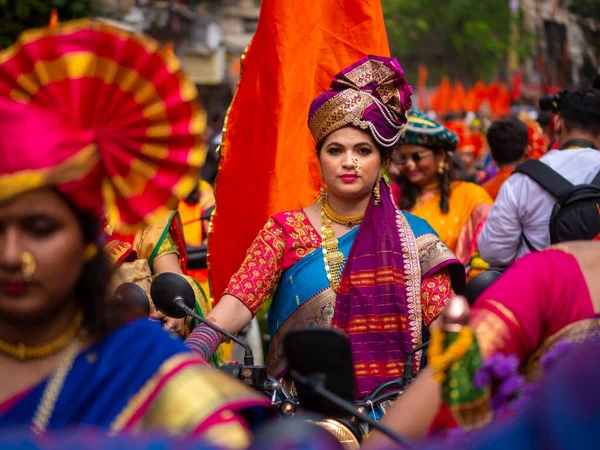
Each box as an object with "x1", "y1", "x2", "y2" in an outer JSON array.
[{"x1": 1, "y1": 11, "x2": 600, "y2": 450}]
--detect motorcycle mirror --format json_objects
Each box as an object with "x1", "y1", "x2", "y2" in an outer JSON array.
[
  {"x1": 283, "y1": 328, "x2": 356, "y2": 417},
  {"x1": 106, "y1": 282, "x2": 150, "y2": 327},
  {"x1": 463, "y1": 270, "x2": 503, "y2": 305},
  {"x1": 151, "y1": 272, "x2": 195, "y2": 319},
  {"x1": 113, "y1": 282, "x2": 150, "y2": 316}
]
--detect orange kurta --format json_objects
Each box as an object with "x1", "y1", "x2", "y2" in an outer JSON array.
[{"x1": 482, "y1": 167, "x2": 514, "y2": 200}]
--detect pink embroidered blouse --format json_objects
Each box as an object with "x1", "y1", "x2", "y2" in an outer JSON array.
[{"x1": 224, "y1": 210, "x2": 454, "y2": 327}]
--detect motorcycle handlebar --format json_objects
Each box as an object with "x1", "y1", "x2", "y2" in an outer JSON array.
[{"x1": 365, "y1": 379, "x2": 403, "y2": 401}]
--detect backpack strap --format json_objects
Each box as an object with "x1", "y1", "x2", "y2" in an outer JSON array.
[
  {"x1": 513, "y1": 160, "x2": 576, "y2": 253},
  {"x1": 513, "y1": 160, "x2": 574, "y2": 198}
]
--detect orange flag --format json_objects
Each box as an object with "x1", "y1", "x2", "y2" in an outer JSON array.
[
  {"x1": 449, "y1": 81, "x2": 466, "y2": 114},
  {"x1": 464, "y1": 87, "x2": 476, "y2": 112},
  {"x1": 434, "y1": 76, "x2": 452, "y2": 116},
  {"x1": 209, "y1": 0, "x2": 390, "y2": 302},
  {"x1": 417, "y1": 64, "x2": 429, "y2": 111},
  {"x1": 493, "y1": 83, "x2": 511, "y2": 117},
  {"x1": 473, "y1": 80, "x2": 487, "y2": 111}
]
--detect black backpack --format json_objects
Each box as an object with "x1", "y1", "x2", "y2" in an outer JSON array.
[{"x1": 513, "y1": 159, "x2": 600, "y2": 251}]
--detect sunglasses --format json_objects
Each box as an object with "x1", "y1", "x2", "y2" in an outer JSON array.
[{"x1": 395, "y1": 149, "x2": 434, "y2": 165}]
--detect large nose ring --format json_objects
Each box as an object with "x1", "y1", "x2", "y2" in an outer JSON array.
[
  {"x1": 21, "y1": 252, "x2": 36, "y2": 282},
  {"x1": 352, "y1": 156, "x2": 361, "y2": 176}
]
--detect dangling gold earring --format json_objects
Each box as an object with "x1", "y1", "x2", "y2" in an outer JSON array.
[
  {"x1": 318, "y1": 185, "x2": 327, "y2": 203},
  {"x1": 317, "y1": 169, "x2": 328, "y2": 203},
  {"x1": 373, "y1": 171, "x2": 382, "y2": 205},
  {"x1": 437, "y1": 161, "x2": 445, "y2": 175},
  {"x1": 21, "y1": 252, "x2": 36, "y2": 282}
]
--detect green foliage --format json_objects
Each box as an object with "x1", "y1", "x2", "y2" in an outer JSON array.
[
  {"x1": 382, "y1": 0, "x2": 526, "y2": 83},
  {"x1": 0, "y1": 0, "x2": 100, "y2": 49}
]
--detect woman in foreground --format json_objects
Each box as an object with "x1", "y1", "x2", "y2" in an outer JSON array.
[
  {"x1": 187, "y1": 56, "x2": 466, "y2": 398},
  {"x1": 0, "y1": 18, "x2": 267, "y2": 448}
]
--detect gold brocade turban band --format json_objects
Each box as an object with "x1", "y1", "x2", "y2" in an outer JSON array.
[{"x1": 308, "y1": 55, "x2": 414, "y2": 149}]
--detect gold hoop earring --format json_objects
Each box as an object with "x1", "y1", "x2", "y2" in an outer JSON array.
[
  {"x1": 373, "y1": 171, "x2": 382, "y2": 205},
  {"x1": 84, "y1": 244, "x2": 98, "y2": 262},
  {"x1": 21, "y1": 252, "x2": 36, "y2": 282}
]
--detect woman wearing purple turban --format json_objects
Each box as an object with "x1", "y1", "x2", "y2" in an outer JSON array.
[{"x1": 187, "y1": 56, "x2": 465, "y2": 398}]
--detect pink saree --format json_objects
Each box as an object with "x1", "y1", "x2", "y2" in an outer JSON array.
[{"x1": 471, "y1": 248, "x2": 600, "y2": 378}]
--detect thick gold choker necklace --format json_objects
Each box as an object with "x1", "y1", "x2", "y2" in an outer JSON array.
[
  {"x1": 322, "y1": 201, "x2": 364, "y2": 229},
  {"x1": 0, "y1": 311, "x2": 83, "y2": 361}
]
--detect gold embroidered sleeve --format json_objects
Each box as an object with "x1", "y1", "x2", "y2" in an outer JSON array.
[
  {"x1": 224, "y1": 218, "x2": 286, "y2": 315},
  {"x1": 155, "y1": 232, "x2": 179, "y2": 259},
  {"x1": 421, "y1": 269, "x2": 454, "y2": 328}
]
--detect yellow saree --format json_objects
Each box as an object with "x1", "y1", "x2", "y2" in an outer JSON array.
[{"x1": 410, "y1": 181, "x2": 493, "y2": 265}]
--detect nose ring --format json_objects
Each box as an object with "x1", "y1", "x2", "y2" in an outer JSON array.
[
  {"x1": 21, "y1": 252, "x2": 36, "y2": 282},
  {"x1": 352, "y1": 157, "x2": 361, "y2": 176}
]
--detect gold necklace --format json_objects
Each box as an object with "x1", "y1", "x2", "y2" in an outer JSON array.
[
  {"x1": 322, "y1": 201, "x2": 364, "y2": 229},
  {"x1": 320, "y1": 204, "x2": 346, "y2": 292},
  {"x1": 0, "y1": 311, "x2": 83, "y2": 361}
]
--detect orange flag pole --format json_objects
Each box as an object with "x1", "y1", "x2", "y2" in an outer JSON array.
[{"x1": 209, "y1": 0, "x2": 391, "y2": 302}]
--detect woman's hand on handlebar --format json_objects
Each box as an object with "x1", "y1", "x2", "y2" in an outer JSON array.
[{"x1": 186, "y1": 295, "x2": 253, "y2": 361}]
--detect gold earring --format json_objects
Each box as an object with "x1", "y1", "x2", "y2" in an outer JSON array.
[
  {"x1": 318, "y1": 185, "x2": 327, "y2": 203},
  {"x1": 437, "y1": 161, "x2": 445, "y2": 175},
  {"x1": 21, "y1": 252, "x2": 36, "y2": 282},
  {"x1": 317, "y1": 169, "x2": 327, "y2": 203},
  {"x1": 373, "y1": 171, "x2": 382, "y2": 205},
  {"x1": 84, "y1": 244, "x2": 98, "y2": 262}
]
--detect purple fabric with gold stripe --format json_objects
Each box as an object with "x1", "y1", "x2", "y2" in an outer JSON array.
[{"x1": 332, "y1": 180, "x2": 463, "y2": 397}]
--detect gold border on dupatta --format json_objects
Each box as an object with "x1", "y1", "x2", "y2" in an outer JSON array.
[
  {"x1": 394, "y1": 206, "x2": 423, "y2": 365},
  {"x1": 110, "y1": 354, "x2": 193, "y2": 433},
  {"x1": 266, "y1": 288, "x2": 336, "y2": 378},
  {"x1": 110, "y1": 354, "x2": 261, "y2": 435},
  {"x1": 524, "y1": 317, "x2": 600, "y2": 381}
]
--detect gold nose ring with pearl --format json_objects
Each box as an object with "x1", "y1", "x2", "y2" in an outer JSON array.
[{"x1": 352, "y1": 156, "x2": 361, "y2": 175}]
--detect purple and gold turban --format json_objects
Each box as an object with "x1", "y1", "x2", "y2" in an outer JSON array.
[{"x1": 308, "y1": 55, "x2": 413, "y2": 148}]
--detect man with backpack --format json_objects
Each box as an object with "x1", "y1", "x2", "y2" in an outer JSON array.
[{"x1": 478, "y1": 88, "x2": 600, "y2": 266}]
